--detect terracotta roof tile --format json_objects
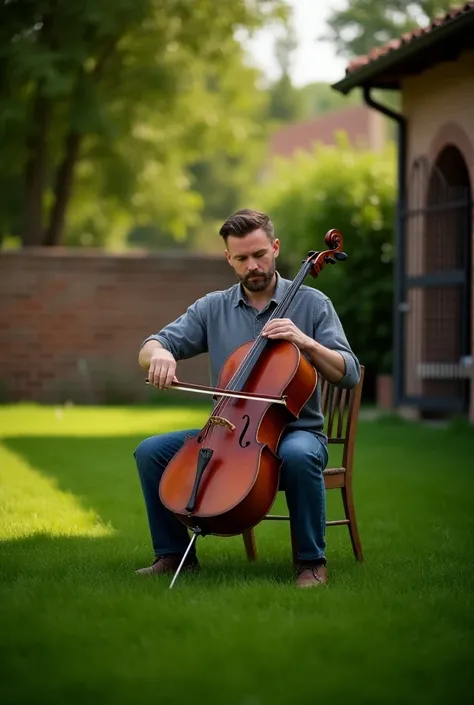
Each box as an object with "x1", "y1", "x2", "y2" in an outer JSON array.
[{"x1": 346, "y1": 2, "x2": 474, "y2": 74}]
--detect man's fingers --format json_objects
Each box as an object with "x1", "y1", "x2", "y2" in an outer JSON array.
[
  {"x1": 263, "y1": 322, "x2": 294, "y2": 333},
  {"x1": 157, "y1": 362, "x2": 176, "y2": 389},
  {"x1": 150, "y1": 363, "x2": 171, "y2": 389},
  {"x1": 263, "y1": 318, "x2": 291, "y2": 328},
  {"x1": 158, "y1": 364, "x2": 170, "y2": 390},
  {"x1": 165, "y1": 365, "x2": 176, "y2": 389},
  {"x1": 263, "y1": 326, "x2": 292, "y2": 336},
  {"x1": 148, "y1": 352, "x2": 177, "y2": 390},
  {"x1": 148, "y1": 363, "x2": 158, "y2": 386}
]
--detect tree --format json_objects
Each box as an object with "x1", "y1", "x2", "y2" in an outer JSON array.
[
  {"x1": 266, "y1": 24, "x2": 306, "y2": 124},
  {"x1": 0, "y1": 0, "x2": 287, "y2": 248},
  {"x1": 322, "y1": 0, "x2": 461, "y2": 59},
  {"x1": 297, "y1": 81, "x2": 361, "y2": 119}
]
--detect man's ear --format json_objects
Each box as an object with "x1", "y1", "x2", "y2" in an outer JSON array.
[
  {"x1": 225, "y1": 249, "x2": 231, "y2": 265},
  {"x1": 273, "y1": 238, "x2": 280, "y2": 258}
]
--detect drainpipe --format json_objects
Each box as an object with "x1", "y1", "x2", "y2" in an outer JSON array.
[{"x1": 362, "y1": 86, "x2": 407, "y2": 408}]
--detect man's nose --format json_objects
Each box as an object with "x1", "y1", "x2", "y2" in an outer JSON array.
[{"x1": 247, "y1": 260, "x2": 259, "y2": 271}]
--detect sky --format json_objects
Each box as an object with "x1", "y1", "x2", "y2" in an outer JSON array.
[{"x1": 245, "y1": 0, "x2": 348, "y2": 87}]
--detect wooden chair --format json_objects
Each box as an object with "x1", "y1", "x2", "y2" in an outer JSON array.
[{"x1": 242, "y1": 365, "x2": 365, "y2": 564}]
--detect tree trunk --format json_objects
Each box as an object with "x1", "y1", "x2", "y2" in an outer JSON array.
[
  {"x1": 23, "y1": 89, "x2": 51, "y2": 246},
  {"x1": 42, "y1": 40, "x2": 116, "y2": 247},
  {"x1": 43, "y1": 130, "x2": 82, "y2": 247}
]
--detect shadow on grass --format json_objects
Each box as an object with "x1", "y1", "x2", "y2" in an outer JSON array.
[
  {"x1": 6, "y1": 423, "x2": 474, "y2": 589},
  {"x1": 1, "y1": 433, "x2": 322, "y2": 586},
  {"x1": 0, "y1": 531, "x2": 304, "y2": 586}
]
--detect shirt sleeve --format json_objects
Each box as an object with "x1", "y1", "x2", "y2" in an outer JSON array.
[
  {"x1": 313, "y1": 295, "x2": 361, "y2": 389},
  {"x1": 141, "y1": 296, "x2": 208, "y2": 360}
]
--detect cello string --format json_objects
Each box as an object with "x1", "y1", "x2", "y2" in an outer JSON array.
[
  {"x1": 222, "y1": 262, "x2": 309, "y2": 393},
  {"x1": 211, "y1": 261, "x2": 311, "y2": 420},
  {"x1": 210, "y1": 294, "x2": 285, "y2": 419},
  {"x1": 203, "y1": 255, "x2": 318, "y2": 445},
  {"x1": 211, "y1": 262, "x2": 310, "y2": 418}
]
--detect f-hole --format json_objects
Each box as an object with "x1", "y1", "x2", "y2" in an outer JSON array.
[{"x1": 239, "y1": 415, "x2": 251, "y2": 448}]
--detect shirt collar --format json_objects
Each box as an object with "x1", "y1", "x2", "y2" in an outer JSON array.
[{"x1": 232, "y1": 271, "x2": 286, "y2": 308}]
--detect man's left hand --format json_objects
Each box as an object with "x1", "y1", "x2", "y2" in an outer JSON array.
[{"x1": 262, "y1": 318, "x2": 312, "y2": 351}]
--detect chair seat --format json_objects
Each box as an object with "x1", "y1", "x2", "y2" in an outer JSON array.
[
  {"x1": 323, "y1": 466, "x2": 346, "y2": 476},
  {"x1": 323, "y1": 466, "x2": 346, "y2": 490}
]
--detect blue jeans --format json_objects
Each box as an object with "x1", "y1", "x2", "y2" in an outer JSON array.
[{"x1": 134, "y1": 428, "x2": 329, "y2": 563}]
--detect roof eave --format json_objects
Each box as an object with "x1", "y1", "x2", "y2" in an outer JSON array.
[{"x1": 332, "y1": 10, "x2": 474, "y2": 94}]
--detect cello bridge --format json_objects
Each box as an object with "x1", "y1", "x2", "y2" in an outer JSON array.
[{"x1": 209, "y1": 415, "x2": 235, "y2": 431}]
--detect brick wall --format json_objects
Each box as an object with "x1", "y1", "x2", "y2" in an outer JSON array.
[{"x1": 0, "y1": 249, "x2": 236, "y2": 404}]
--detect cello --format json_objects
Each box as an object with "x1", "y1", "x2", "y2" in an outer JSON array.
[{"x1": 150, "y1": 229, "x2": 347, "y2": 587}]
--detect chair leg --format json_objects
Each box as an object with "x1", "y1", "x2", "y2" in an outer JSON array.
[
  {"x1": 290, "y1": 520, "x2": 298, "y2": 566},
  {"x1": 242, "y1": 529, "x2": 258, "y2": 561},
  {"x1": 341, "y1": 485, "x2": 363, "y2": 562}
]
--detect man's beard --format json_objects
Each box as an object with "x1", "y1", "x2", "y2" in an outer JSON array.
[{"x1": 240, "y1": 260, "x2": 275, "y2": 292}]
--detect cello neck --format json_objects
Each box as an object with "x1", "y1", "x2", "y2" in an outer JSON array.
[
  {"x1": 224, "y1": 260, "x2": 313, "y2": 395},
  {"x1": 268, "y1": 260, "x2": 313, "y2": 321},
  {"x1": 220, "y1": 230, "x2": 346, "y2": 397}
]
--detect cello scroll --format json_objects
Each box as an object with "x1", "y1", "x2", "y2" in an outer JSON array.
[{"x1": 304, "y1": 228, "x2": 347, "y2": 278}]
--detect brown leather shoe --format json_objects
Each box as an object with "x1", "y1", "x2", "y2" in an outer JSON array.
[
  {"x1": 295, "y1": 562, "x2": 328, "y2": 588},
  {"x1": 135, "y1": 554, "x2": 199, "y2": 576}
]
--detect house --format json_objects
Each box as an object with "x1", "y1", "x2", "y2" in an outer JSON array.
[
  {"x1": 269, "y1": 104, "x2": 387, "y2": 159},
  {"x1": 332, "y1": 2, "x2": 474, "y2": 423}
]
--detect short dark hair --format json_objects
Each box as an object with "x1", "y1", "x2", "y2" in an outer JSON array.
[{"x1": 219, "y1": 208, "x2": 274, "y2": 243}]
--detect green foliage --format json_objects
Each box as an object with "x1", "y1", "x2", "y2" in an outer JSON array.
[
  {"x1": 322, "y1": 0, "x2": 462, "y2": 58},
  {"x1": 265, "y1": 24, "x2": 306, "y2": 124},
  {"x1": 267, "y1": 72, "x2": 305, "y2": 123},
  {"x1": 187, "y1": 143, "x2": 269, "y2": 252},
  {"x1": 257, "y1": 135, "x2": 397, "y2": 377},
  {"x1": 298, "y1": 81, "x2": 361, "y2": 118},
  {"x1": 0, "y1": 0, "x2": 287, "y2": 247}
]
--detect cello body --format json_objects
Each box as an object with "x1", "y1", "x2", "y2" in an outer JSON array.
[{"x1": 159, "y1": 338, "x2": 317, "y2": 536}]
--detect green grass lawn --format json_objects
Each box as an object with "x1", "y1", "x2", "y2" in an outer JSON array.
[{"x1": 1, "y1": 404, "x2": 473, "y2": 705}]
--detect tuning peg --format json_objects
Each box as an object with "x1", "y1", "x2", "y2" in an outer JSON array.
[
  {"x1": 303, "y1": 250, "x2": 319, "y2": 263},
  {"x1": 324, "y1": 256, "x2": 336, "y2": 264},
  {"x1": 334, "y1": 252, "x2": 347, "y2": 261}
]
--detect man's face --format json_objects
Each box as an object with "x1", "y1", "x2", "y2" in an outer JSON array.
[{"x1": 225, "y1": 228, "x2": 280, "y2": 292}]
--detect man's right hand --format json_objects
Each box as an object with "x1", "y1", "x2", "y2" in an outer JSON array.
[{"x1": 147, "y1": 348, "x2": 177, "y2": 390}]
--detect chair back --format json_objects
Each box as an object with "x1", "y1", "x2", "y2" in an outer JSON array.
[{"x1": 321, "y1": 365, "x2": 365, "y2": 473}]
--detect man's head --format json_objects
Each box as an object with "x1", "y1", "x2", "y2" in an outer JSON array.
[{"x1": 219, "y1": 209, "x2": 280, "y2": 292}]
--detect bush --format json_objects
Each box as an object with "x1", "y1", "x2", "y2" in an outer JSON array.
[{"x1": 256, "y1": 135, "x2": 396, "y2": 396}]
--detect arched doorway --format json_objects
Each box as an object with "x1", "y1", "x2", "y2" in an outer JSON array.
[
  {"x1": 401, "y1": 146, "x2": 472, "y2": 417},
  {"x1": 423, "y1": 146, "x2": 472, "y2": 415}
]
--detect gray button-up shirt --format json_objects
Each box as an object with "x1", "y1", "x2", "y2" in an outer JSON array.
[{"x1": 144, "y1": 272, "x2": 360, "y2": 444}]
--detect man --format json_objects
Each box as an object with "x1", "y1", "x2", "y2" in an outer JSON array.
[{"x1": 134, "y1": 209, "x2": 360, "y2": 588}]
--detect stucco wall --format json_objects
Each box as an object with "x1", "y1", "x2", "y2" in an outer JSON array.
[
  {"x1": 402, "y1": 49, "x2": 474, "y2": 422},
  {"x1": 403, "y1": 50, "x2": 474, "y2": 183}
]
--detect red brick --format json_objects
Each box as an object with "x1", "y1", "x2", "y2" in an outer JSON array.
[{"x1": 1, "y1": 250, "x2": 235, "y2": 403}]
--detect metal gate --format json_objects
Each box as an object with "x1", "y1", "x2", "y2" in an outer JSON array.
[{"x1": 397, "y1": 151, "x2": 472, "y2": 415}]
